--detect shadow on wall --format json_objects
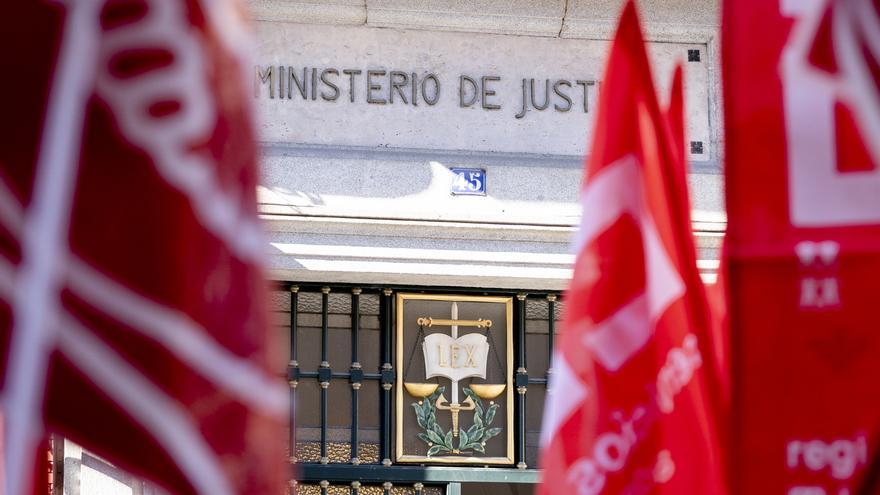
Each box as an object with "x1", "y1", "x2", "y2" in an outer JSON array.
[
  {"x1": 258, "y1": 143, "x2": 584, "y2": 210},
  {"x1": 260, "y1": 144, "x2": 436, "y2": 202}
]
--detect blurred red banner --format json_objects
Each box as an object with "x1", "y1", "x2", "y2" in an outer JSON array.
[
  {"x1": 0, "y1": 1, "x2": 286, "y2": 494},
  {"x1": 723, "y1": 0, "x2": 880, "y2": 493},
  {"x1": 537, "y1": 2, "x2": 726, "y2": 493}
]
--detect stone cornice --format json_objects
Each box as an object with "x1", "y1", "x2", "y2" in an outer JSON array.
[{"x1": 246, "y1": 0, "x2": 719, "y2": 43}]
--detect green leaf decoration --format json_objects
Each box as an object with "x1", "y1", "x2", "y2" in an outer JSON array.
[
  {"x1": 483, "y1": 427, "x2": 502, "y2": 440},
  {"x1": 412, "y1": 403, "x2": 426, "y2": 428},
  {"x1": 426, "y1": 386, "x2": 444, "y2": 422},
  {"x1": 484, "y1": 403, "x2": 498, "y2": 425},
  {"x1": 410, "y1": 385, "x2": 505, "y2": 457},
  {"x1": 411, "y1": 385, "x2": 456, "y2": 454},
  {"x1": 464, "y1": 388, "x2": 484, "y2": 417},
  {"x1": 427, "y1": 445, "x2": 444, "y2": 456},
  {"x1": 426, "y1": 429, "x2": 445, "y2": 446},
  {"x1": 465, "y1": 422, "x2": 481, "y2": 443}
]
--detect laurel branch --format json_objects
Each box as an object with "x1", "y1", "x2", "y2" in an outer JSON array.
[{"x1": 411, "y1": 386, "x2": 503, "y2": 456}]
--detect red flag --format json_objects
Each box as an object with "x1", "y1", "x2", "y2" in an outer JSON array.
[
  {"x1": 538, "y1": 2, "x2": 726, "y2": 494},
  {"x1": 723, "y1": 0, "x2": 880, "y2": 493},
  {"x1": 0, "y1": 1, "x2": 287, "y2": 494}
]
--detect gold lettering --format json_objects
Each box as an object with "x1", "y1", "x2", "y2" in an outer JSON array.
[
  {"x1": 464, "y1": 345, "x2": 478, "y2": 367},
  {"x1": 450, "y1": 344, "x2": 461, "y2": 369},
  {"x1": 438, "y1": 344, "x2": 449, "y2": 367}
]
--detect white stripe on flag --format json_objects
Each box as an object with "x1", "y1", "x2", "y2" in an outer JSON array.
[
  {"x1": 540, "y1": 351, "x2": 589, "y2": 447},
  {"x1": 2, "y1": 1, "x2": 101, "y2": 493},
  {"x1": 58, "y1": 317, "x2": 234, "y2": 495},
  {"x1": 67, "y1": 261, "x2": 287, "y2": 417},
  {"x1": 0, "y1": 177, "x2": 286, "y2": 419},
  {"x1": 571, "y1": 155, "x2": 686, "y2": 371}
]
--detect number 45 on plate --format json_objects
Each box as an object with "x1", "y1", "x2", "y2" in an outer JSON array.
[{"x1": 450, "y1": 168, "x2": 486, "y2": 196}]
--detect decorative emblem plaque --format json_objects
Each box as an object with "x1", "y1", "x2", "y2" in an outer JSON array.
[{"x1": 395, "y1": 294, "x2": 513, "y2": 464}]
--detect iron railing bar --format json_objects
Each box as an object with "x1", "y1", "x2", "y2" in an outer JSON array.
[
  {"x1": 547, "y1": 294, "x2": 556, "y2": 377},
  {"x1": 351, "y1": 387, "x2": 360, "y2": 465},
  {"x1": 321, "y1": 287, "x2": 330, "y2": 364},
  {"x1": 289, "y1": 286, "x2": 299, "y2": 465},
  {"x1": 351, "y1": 287, "x2": 362, "y2": 465},
  {"x1": 319, "y1": 287, "x2": 331, "y2": 464},
  {"x1": 319, "y1": 379, "x2": 328, "y2": 464},
  {"x1": 298, "y1": 372, "x2": 378, "y2": 379},
  {"x1": 301, "y1": 372, "x2": 377, "y2": 379},
  {"x1": 380, "y1": 288, "x2": 394, "y2": 467},
  {"x1": 352, "y1": 287, "x2": 361, "y2": 365},
  {"x1": 297, "y1": 464, "x2": 541, "y2": 484},
  {"x1": 514, "y1": 293, "x2": 527, "y2": 470},
  {"x1": 291, "y1": 286, "x2": 299, "y2": 364}
]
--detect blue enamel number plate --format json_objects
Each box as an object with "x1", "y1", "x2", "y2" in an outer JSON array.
[{"x1": 450, "y1": 168, "x2": 486, "y2": 196}]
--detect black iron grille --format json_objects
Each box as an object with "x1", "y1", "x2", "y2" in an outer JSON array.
[{"x1": 276, "y1": 283, "x2": 563, "y2": 494}]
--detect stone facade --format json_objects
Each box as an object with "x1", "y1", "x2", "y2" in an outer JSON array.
[
  {"x1": 60, "y1": 1, "x2": 723, "y2": 494},
  {"x1": 253, "y1": 0, "x2": 724, "y2": 291}
]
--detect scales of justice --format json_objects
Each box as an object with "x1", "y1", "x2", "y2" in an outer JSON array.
[{"x1": 403, "y1": 302, "x2": 506, "y2": 455}]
